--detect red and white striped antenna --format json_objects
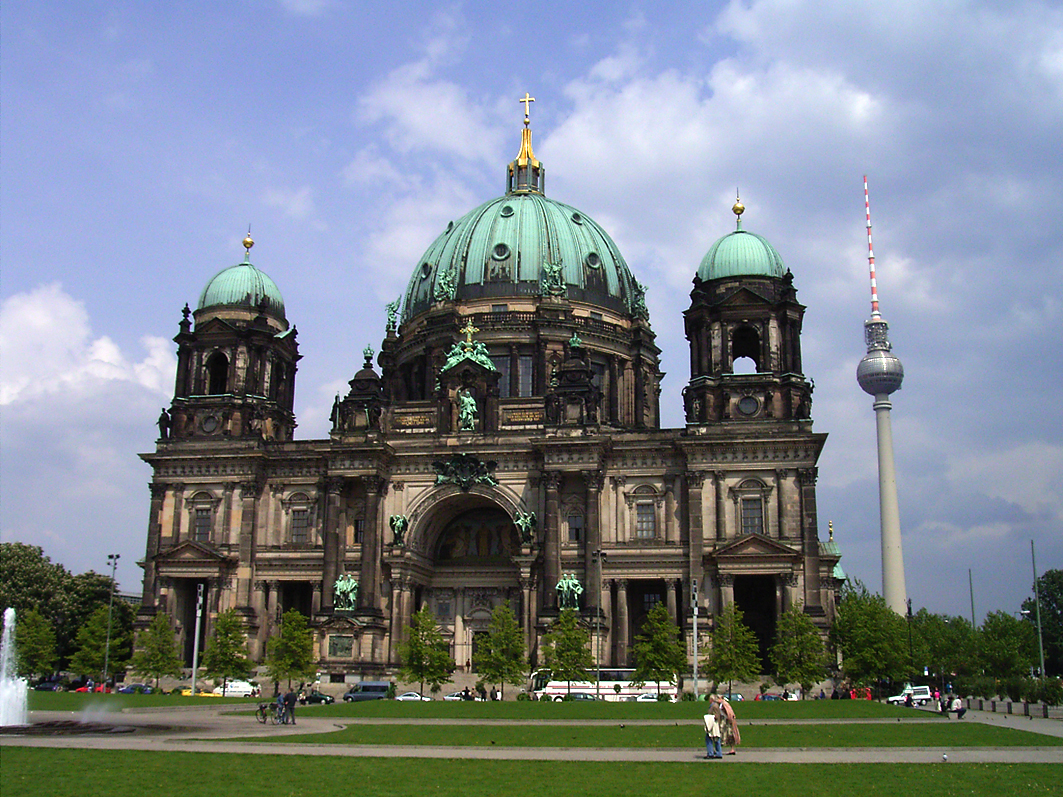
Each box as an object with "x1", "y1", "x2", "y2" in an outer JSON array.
[{"x1": 864, "y1": 175, "x2": 881, "y2": 318}]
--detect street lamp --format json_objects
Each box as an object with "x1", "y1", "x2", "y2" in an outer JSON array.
[
  {"x1": 592, "y1": 549, "x2": 606, "y2": 700},
  {"x1": 906, "y1": 598, "x2": 914, "y2": 683},
  {"x1": 103, "y1": 553, "x2": 120, "y2": 688},
  {"x1": 1030, "y1": 540, "x2": 1047, "y2": 682}
]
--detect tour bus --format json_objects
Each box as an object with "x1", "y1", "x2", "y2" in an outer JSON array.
[{"x1": 530, "y1": 668, "x2": 678, "y2": 702}]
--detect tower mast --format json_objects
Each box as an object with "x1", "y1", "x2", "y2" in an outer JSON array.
[{"x1": 856, "y1": 176, "x2": 908, "y2": 615}]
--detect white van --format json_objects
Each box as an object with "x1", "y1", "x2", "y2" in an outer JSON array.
[
  {"x1": 213, "y1": 680, "x2": 256, "y2": 697},
  {"x1": 886, "y1": 685, "x2": 932, "y2": 705}
]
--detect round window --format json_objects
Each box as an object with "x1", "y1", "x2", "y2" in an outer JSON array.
[
  {"x1": 571, "y1": 212, "x2": 583, "y2": 224},
  {"x1": 585, "y1": 252, "x2": 601, "y2": 269},
  {"x1": 500, "y1": 205, "x2": 514, "y2": 217},
  {"x1": 737, "y1": 396, "x2": 759, "y2": 416},
  {"x1": 420, "y1": 262, "x2": 432, "y2": 279},
  {"x1": 492, "y1": 243, "x2": 510, "y2": 260}
]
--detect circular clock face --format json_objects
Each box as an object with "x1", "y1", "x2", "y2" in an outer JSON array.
[
  {"x1": 737, "y1": 396, "x2": 759, "y2": 416},
  {"x1": 201, "y1": 415, "x2": 220, "y2": 433}
]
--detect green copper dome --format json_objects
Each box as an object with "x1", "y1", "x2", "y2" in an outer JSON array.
[
  {"x1": 197, "y1": 257, "x2": 286, "y2": 321},
  {"x1": 402, "y1": 193, "x2": 644, "y2": 322},
  {"x1": 697, "y1": 227, "x2": 786, "y2": 282},
  {"x1": 400, "y1": 121, "x2": 647, "y2": 324}
]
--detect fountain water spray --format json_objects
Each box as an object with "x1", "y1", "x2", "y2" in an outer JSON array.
[{"x1": 1, "y1": 607, "x2": 29, "y2": 726}]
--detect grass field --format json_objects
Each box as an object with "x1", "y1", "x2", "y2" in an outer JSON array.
[
  {"x1": 239, "y1": 720, "x2": 1061, "y2": 748},
  {"x1": 1, "y1": 750, "x2": 1060, "y2": 797}
]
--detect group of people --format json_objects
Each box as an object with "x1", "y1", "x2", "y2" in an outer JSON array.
[
  {"x1": 940, "y1": 695, "x2": 966, "y2": 718},
  {"x1": 275, "y1": 688, "x2": 299, "y2": 724},
  {"x1": 702, "y1": 695, "x2": 741, "y2": 759}
]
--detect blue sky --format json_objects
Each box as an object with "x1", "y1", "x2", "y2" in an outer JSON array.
[{"x1": 2, "y1": 0, "x2": 1060, "y2": 622}]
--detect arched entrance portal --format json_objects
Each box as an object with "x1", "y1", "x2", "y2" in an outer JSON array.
[
  {"x1": 733, "y1": 575, "x2": 776, "y2": 672},
  {"x1": 421, "y1": 504, "x2": 523, "y2": 672}
]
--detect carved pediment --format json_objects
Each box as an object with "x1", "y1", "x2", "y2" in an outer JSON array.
[
  {"x1": 154, "y1": 540, "x2": 235, "y2": 565},
  {"x1": 317, "y1": 614, "x2": 366, "y2": 632},
  {"x1": 716, "y1": 286, "x2": 772, "y2": 308},
  {"x1": 714, "y1": 533, "x2": 799, "y2": 561}
]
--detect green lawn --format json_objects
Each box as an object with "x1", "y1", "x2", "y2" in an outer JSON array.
[
  {"x1": 240, "y1": 720, "x2": 1060, "y2": 748},
  {"x1": 2, "y1": 750, "x2": 1060, "y2": 797}
]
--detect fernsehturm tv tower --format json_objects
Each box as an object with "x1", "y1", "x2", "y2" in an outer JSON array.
[{"x1": 856, "y1": 177, "x2": 908, "y2": 615}]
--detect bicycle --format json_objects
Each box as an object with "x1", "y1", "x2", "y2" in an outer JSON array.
[{"x1": 256, "y1": 702, "x2": 286, "y2": 725}]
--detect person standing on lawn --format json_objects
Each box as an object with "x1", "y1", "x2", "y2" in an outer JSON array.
[
  {"x1": 703, "y1": 710, "x2": 722, "y2": 759},
  {"x1": 284, "y1": 688, "x2": 298, "y2": 725},
  {"x1": 712, "y1": 695, "x2": 741, "y2": 755}
]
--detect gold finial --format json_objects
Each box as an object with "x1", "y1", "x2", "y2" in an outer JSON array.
[
  {"x1": 828, "y1": 520, "x2": 834, "y2": 541},
  {"x1": 460, "y1": 318, "x2": 480, "y2": 345},
  {"x1": 243, "y1": 226, "x2": 254, "y2": 254},
  {"x1": 732, "y1": 190, "x2": 744, "y2": 218},
  {"x1": 519, "y1": 92, "x2": 535, "y2": 126}
]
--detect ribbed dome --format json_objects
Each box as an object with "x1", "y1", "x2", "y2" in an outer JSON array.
[
  {"x1": 401, "y1": 192, "x2": 644, "y2": 323},
  {"x1": 697, "y1": 228, "x2": 786, "y2": 282},
  {"x1": 198, "y1": 259, "x2": 286, "y2": 321}
]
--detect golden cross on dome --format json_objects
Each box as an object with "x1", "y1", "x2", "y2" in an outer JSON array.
[
  {"x1": 518, "y1": 92, "x2": 535, "y2": 126},
  {"x1": 460, "y1": 318, "x2": 479, "y2": 344}
]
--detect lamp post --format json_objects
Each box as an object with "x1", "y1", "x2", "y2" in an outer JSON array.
[
  {"x1": 592, "y1": 549, "x2": 606, "y2": 700},
  {"x1": 1030, "y1": 540, "x2": 1047, "y2": 682},
  {"x1": 102, "y1": 553, "x2": 120, "y2": 689},
  {"x1": 906, "y1": 598, "x2": 914, "y2": 684}
]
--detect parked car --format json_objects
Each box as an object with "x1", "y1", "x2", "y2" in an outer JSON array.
[
  {"x1": 118, "y1": 683, "x2": 153, "y2": 694},
  {"x1": 74, "y1": 684, "x2": 112, "y2": 693},
  {"x1": 395, "y1": 691, "x2": 432, "y2": 701},
  {"x1": 300, "y1": 690, "x2": 335, "y2": 705},
  {"x1": 628, "y1": 692, "x2": 667, "y2": 702},
  {"x1": 755, "y1": 693, "x2": 782, "y2": 701},
  {"x1": 562, "y1": 692, "x2": 599, "y2": 701},
  {"x1": 720, "y1": 693, "x2": 744, "y2": 702},
  {"x1": 343, "y1": 681, "x2": 392, "y2": 702},
  {"x1": 33, "y1": 681, "x2": 65, "y2": 692},
  {"x1": 887, "y1": 685, "x2": 933, "y2": 706},
  {"x1": 212, "y1": 680, "x2": 256, "y2": 697},
  {"x1": 443, "y1": 690, "x2": 484, "y2": 701},
  {"x1": 178, "y1": 686, "x2": 222, "y2": 697}
]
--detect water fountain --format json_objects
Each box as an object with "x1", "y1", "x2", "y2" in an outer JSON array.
[{"x1": 1, "y1": 607, "x2": 29, "y2": 726}]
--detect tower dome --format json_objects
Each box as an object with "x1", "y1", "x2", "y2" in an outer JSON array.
[
  {"x1": 400, "y1": 112, "x2": 646, "y2": 324},
  {"x1": 696, "y1": 199, "x2": 786, "y2": 282},
  {"x1": 197, "y1": 234, "x2": 286, "y2": 323}
]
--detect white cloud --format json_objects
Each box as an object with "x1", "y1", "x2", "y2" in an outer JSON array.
[{"x1": 0, "y1": 283, "x2": 173, "y2": 406}]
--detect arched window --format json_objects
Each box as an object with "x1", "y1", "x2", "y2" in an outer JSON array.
[
  {"x1": 731, "y1": 479, "x2": 771, "y2": 537},
  {"x1": 731, "y1": 325, "x2": 761, "y2": 373},
  {"x1": 283, "y1": 492, "x2": 314, "y2": 546},
  {"x1": 207, "y1": 351, "x2": 229, "y2": 394},
  {"x1": 188, "y1": 491, "x2": 217, "y2": 543}
]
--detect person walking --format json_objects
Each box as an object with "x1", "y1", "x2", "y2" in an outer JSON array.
[{"x1": 703, "y1": 710, "x2": 723, "y2": 759}]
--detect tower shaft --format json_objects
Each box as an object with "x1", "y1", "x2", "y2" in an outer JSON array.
[{"x1": 874, "y1": 395, "x2": 907, "y2": 613}]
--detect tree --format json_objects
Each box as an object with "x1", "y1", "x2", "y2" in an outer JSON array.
[
  {"x1": 830, "y1": 581, "x2": 907, "y2": 687},
  {"x1": 473, "y1": 601, "x2": 526, "y2": 699},
  {"x1": 202, "y1": 608, "x2": 253, "y2": 688},
  {"x1": 910, "y1": 610, "x2": 977, "y2": 687},
  {"x1": 770, "y1": 602, "x2": 827, "y2": 697},
  {"x1": 398, "y1": 605, "x2": 454, "y2": 696},
  {"x1": 701, "y1": 602, "x2": 760, "y2": 694},
  {"x1": 130, "y1": 612, "x2": 183, "y2": 689},
  {"x1": 978, "y1": 610, "x2": 1036, "y2": 679},
  {"x1": 631, "y1": 602, "x2": 686, "y2": 697},
  {"x1": 540, "y1": 607, "x2": 594, "y2": 696},
  {"x1": 68, "y1": 606, "x2": 127, "y2": 680},
  {"x1": 1022, "y1": 568, "x2": 1062, "y2": 677},
  {"x1": 14, "y1": 608, "x2": 57, "y2": 679},
  {"x1": 262, "y1": 609, "x2": 316, "y2": 689}
]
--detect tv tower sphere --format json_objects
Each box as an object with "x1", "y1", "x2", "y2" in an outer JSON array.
[{"x1": 857, "y1": 318, "x2": 904, "y2": 396}]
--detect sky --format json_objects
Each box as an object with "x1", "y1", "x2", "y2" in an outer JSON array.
[{"x1": 2, "y1": 0, "x2": 1060, "y2": 623}]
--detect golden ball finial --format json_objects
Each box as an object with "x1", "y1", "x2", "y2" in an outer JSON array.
[
  {"x1": 732, "y1": 195, "x2": 745, "y2": 217},
  {"x1": 243, "y1": 233, "x2": 254, "y2": 252}
]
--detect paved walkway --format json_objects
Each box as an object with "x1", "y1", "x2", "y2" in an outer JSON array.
[{"x1": 2, "y1": 706, "x2": 1060, "y2": 765}]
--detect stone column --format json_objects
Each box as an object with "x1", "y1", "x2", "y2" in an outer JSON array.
[
  {"x1": 236, "y1": 480, "x2": 259, "y2": 609},
  {"x1": 141, "y1": 483, "x2": 166, "y2": 609},
  {"x1": 170, "y1": 484, "x2": 184, "y2": 544},
  {"x1": 611, "y1": 476, "x2": 626, "y2": 544},
  {"x1": 616, "y1": 578, "x2": 629, "y2": 665},
  {"x1": 775, "y1": 469, "x2": 787, "y2": 539},
  {"x1": 267, "y1": 580, "x2": 279, "y2": 632},
  {"x1": 322, "y1": 478, "x2": 343, "y2": 611},
  {"x1": 687, "y1": 471, "x2": 705, "y2": 612},
  {"x1": 520, "y1": 577, "x2": 535, "y2": 657},
  {"x1": 358, "y1": 477, "x2": 385, "y2": 612},
  {"x1": 719, "y1": 573, "x2": 734, "y2": 611},
  {"x1": 666, "y1": 578, "x2": 678, "y2": 623},
  {"x1": 312, "y1": 582, "x2": 322, "y2": 615},
  {"x1": 799, "y1": 468, "x2": 822, "y2": 608},
  {"x1": 252, "y1": 580, "x2": 268, "y2": 653},
  {"x1": 583, "y1": 471, "x2": 603, "y2": 597},
  {"x1": 714, "y1": 471, "x2": 727, "y2": 541},
  {"x1": 543, "y1": 472, "x2": 561, "y2": 609},
  {"x1": 664, "y1": 477, "x2": 677, "y2": 544}
]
